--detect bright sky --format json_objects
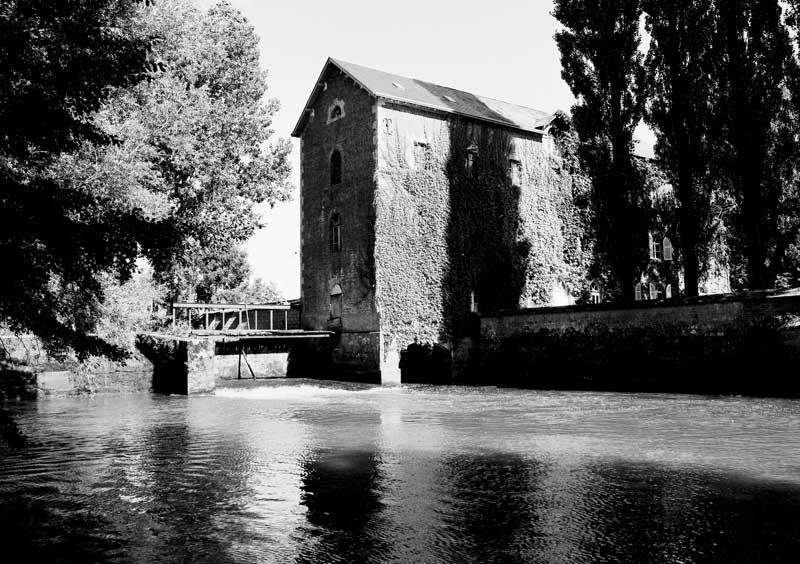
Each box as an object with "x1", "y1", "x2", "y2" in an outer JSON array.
[{"x1": 198, "y1": 0, "x2": 652, "y2": 299}]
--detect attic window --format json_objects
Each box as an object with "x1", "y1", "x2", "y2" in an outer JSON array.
[
  {"x1": 327, "y1": 100, "x2": 346, "y2": 124},
  {"x1": 391, "y1": 81, "x2": 404, "y2": 90},
  {"x1": 442, "y1": 95, "x2": 456, "y2": 103}
]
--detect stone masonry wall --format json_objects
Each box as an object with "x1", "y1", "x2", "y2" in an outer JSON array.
[
  {"x1": 480, "y1": 293, "x2": 800, "y2": 396},
  {"x1": 299, "y1": 65, "x2": 380, "y2": 375}
]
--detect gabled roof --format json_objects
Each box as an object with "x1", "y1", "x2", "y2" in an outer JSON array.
[{"x1": 291, "y1": 58, "x2": 557, "y2": 138}]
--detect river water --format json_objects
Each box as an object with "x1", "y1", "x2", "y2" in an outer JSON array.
[{"x1": 2, "y1": 380, "x2": 800, "y2": 563}]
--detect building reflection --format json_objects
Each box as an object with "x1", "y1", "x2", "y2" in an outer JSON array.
[{"x1": 295, "y1": 448, "x2": 389, "y2": 564}]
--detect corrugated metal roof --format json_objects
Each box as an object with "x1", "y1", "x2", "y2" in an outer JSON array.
[{"x1": 292, "y1": 58, "x2": 556, "y2": 137}]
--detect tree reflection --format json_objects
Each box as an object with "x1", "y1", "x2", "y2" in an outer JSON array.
[
  {"x1": 434, "y1": 452, "x2": 548, "y2": 563},
  {"x1": 295, "y1": 448, "x2": 388, "y2": 564}
]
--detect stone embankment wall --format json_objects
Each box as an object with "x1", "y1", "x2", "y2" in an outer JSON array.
[
  {"x1": 0, "y1": 334, "x2": 152, "y2": 399},
  {"x1": 479, "y1": 292, "x2": 800, "y2": 396}
]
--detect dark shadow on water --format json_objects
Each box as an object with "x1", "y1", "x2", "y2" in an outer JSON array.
[{"x1": 294, "y1": 448, "x2": 389, "y2": 564}]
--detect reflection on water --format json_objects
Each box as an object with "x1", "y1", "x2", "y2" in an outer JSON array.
[{"x1": 2, "y1": 382, "x2": 800, "y2": 563}]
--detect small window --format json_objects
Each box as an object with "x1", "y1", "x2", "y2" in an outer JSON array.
[
  {"x1": 330, "y1": 150, "x2": 342, "y2": 185},
  {"x1": 465, "y1": 144, "x2": 478, "y2": 174},
  {"x1": 331, "y1": 105, "x2": 342, "y2": 118},
  {"x1": 650, "y1": 232, "x2": 663, "y2": 261},
  {"x1": 665, "y1": 284, "x2": 673, "y2": 299},
  {"x1": 509, "y1": 159, "x2": 522, "y2": 185},
  {"x1": 649, "y1": 282, "x2": 657, "y2": 299},
  {"x1": 663, "y1": 236, "x2": 673, "y2": 261},
  {"x1": 330, "y1": 284, "x2": 342, "y2": 319},
  {"x1": 470, "y1": 290, "x2": 479, "y2": 313},
  {"x1": 391, "y1": 81, "x2": 404, "y2": 90},
  {"x1": 330, "y1": 213, "x2": 341, "y2": 252},
  {"x1": 655, "y1": 283, "x2": 665, "y2": 300},
  {"x1": 413, "y1": 141, "x2": 432, "y2": 170},
  {"x1": 383, "y1": 117, "x2": 393, "y2": 135}
]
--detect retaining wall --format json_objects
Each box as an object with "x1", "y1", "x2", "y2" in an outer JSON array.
[{"x1": 479, "y1": 292, "x2": 800, "y2": 396}]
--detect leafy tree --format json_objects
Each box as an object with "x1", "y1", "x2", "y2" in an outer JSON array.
[
  {"x1": 553, "y1": 0, "x2": 650, "y2": 301},
  {"x1": 92, "y1": 0, "x2": 292, "y2": 296},
  {"x1": 0, "y1": 0, "x2": 163, "y2": 360},
  {"x1": 643, "y1": 0, "x2": 718, "y2": 297}
]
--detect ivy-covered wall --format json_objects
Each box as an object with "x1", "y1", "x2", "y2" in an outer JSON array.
[{"x1": 374, "y1": 102, "x2": 591, "y2": 379}]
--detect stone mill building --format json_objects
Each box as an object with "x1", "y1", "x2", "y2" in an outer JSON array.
[{"x1": 291, "y1": 58, "x2": 591, "y2": 384}]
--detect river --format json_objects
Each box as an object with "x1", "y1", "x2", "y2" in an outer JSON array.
[{"x1": 1, "y1": 380, "x2": 800, "y2": 563}]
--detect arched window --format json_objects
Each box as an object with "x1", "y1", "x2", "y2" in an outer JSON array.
[
  {"x1": 331, "y1": 105, "x2": 342, "y2": 119},
  {"x1": 663, "y1": 236, "x2": 673, "y2": 261},
  {"x1": 330, "y1": 213, "x2": 341, "y2": 252},
  {"x1": 665, "y1": 284, "x2": 673, "y2": 299},
  {"x1": 649, "y1": 283, "x2": 657, "y2": 299},
  {"x1": 330, "y1": 150, "x2": 342, "y2": 186},
  {"x1": 330, "y1": 284, "x2": 342, "y2": 319},
  {"x1": 655, "y1": 283, "x2": 665, "y2": 300},
  {"x1": 635, "y1": 283, "x2": 644, "y2": 301}
]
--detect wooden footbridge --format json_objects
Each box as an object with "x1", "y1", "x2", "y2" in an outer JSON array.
[{"x1": 137, "y1": 302, "x2": 332, "y2": 392}]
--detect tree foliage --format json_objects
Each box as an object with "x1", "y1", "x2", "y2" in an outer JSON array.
[
  {"x1": 0, "y1": 0, "x2": 161, "y2": 360},
  {"x1": 0, "y1": 0, "x2": 292, "y2": 359},
  {"x1": 553, "y1": 0, "x2": 650, "y2": 301}
]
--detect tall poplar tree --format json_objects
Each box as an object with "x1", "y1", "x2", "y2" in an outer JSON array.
[
  {"x1": 553, "y1": 0, "x2": 649, "y2": 301},
  {"x1": 643, "y1": 0, "x2": 717, "y2": 297},
  {"x1": 713, "y1": 0, "x2": 794, "y2": 290}
]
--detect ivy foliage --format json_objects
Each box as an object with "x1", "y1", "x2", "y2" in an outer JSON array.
[{"x1": 376, "y1": 114, "x2": 591, "y2": 350}]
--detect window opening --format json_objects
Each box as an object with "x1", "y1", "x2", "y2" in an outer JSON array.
[
  {"x1": 414, "y1": 141, "x2": 432, "y2": 170},
  {"x1": 635, "y1": 282, "x2": 650, "y2": 301},
  {"x1": 663, "y1": 236, "x2": 673, "y2": 261},
  {"x1": 330, "y1": 150, "x2": 342, "y2": 185},
  {"x1": 509, "y1": 159, "x2": 522, "y2": 185},
  {"x1": 330, "y1": 284, "x2": 342, "y2": 319},
  {"x1": 465, "y1": 143, "x2": 478, "y2": 174},
  {"x1": 330, "y1": 213, "x2": 341, "y2": 252},
  {"x1": 650, "y1": 232, "x2": 663, "y2": 260},
  {"x1": 589, "y1": 282, "x2": 601, "y2": 304}
]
